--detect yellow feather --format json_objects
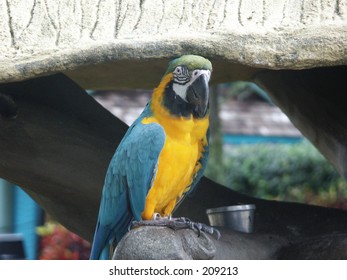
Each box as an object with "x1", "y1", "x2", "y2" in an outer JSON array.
[{"x1": 141, "y1": 73, "x2": 209, "y2": 220}]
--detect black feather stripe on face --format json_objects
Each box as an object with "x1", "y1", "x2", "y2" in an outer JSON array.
[
  {"x1": 162, "y1": 81, "x2": 193, "y2": 118},
  {"x1": 174, "y1": 78, "x2": 190, "y2": 85}
]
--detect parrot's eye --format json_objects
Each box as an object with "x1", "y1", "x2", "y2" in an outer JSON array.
[{"x1": 174, "y1": 66, "x2": 185, "y2": 75}]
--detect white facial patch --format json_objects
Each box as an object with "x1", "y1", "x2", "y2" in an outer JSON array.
[{"x1": 172, "y1": 70, "x2": 211, "y2": 102}]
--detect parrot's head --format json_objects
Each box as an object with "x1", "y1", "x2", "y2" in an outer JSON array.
[{"x1": 156, "y1": 55, "x2": 212, "y2": 119}]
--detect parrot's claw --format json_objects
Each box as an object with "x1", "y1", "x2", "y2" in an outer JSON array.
[
  {"x1": 129, "y1": 216, "x2": 221, "y2": 240},
  {"x1": 175, "y1": 217, "x2": 221, "y2": 240}
]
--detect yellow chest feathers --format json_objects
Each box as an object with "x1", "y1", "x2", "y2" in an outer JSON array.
[{"x1": 141, "y1": 114, "x2": 209, "y2": 220}]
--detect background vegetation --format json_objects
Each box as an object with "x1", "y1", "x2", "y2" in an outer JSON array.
[
  {"x1": 205, "y1": 82, "x2": 347, "y2": 210},
  {"x1": 205, "y1": 141, "x2": 347, "y2": 209}
]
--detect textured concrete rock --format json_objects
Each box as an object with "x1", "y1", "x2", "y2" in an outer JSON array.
[
  {"x1": 113, "y1": 227, "x2": 217, "y2": 260},
  {"x1": 278, "y1": 234, "x2": 347, "y2": 259},
  {"x1": 0, "y1": 0, "x2": 346, "y2": 88},
  {"x1": 113, "y1": 226, "x2": 286, "y2": 260},
  {"x1": 114, "y1": 226, "x2": 347, "y2": 260}
]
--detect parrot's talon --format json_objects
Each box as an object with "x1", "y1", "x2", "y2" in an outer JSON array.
[
  {"x1": 176, "y1": 217, "x2": 220, "y2": 240},
  {"x1": 213, "y1": 228, "x2": 221, "y2": 240}
]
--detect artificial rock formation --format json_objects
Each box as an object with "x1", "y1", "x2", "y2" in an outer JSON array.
[
  {"x1": 0, "y1": 0, "x2": 347, "y2": 259},
  {"x1": 0, "y1": 0, "x2": 346, "y2": 88}
]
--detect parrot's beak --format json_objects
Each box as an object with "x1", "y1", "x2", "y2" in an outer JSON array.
[{"x1": 186, "y1": 73, "x2": 209, "y2": 118}]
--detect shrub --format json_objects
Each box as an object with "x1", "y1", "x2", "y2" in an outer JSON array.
[{"x1": 205, "y1": 141, "x2": 347, "y2": 207}]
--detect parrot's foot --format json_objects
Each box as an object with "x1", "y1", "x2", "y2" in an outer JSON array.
[{"x1": 130, "y1": 215, "x2": 221, "y2": 240}]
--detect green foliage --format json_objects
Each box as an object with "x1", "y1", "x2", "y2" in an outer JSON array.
[{"x1": 205, "y1": 141, "x2": 347, "y2": 207}]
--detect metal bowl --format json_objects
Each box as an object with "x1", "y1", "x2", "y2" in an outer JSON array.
[{"x1": 206, "y1": 204, "x2": 256, "y2": 233}]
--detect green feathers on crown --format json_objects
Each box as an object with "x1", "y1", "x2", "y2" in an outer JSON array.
[{"x1": 165, "y1": 55, "x2": 212, "y2": 76}]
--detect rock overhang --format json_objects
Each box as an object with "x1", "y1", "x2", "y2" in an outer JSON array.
[{"x1": 0, "y1": 0, "x2": 346, "y2": 89}]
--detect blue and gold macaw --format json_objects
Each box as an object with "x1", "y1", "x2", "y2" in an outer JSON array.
[{"x1": 90, "y1": 55, "x2": 212, "y2": 260}]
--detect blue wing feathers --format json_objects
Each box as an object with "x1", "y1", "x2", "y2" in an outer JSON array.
[
  {"x1": 89, "y1": 223, "x2": 111, "y2": 260},
  {"x1": 90, "y1": 105, "x2": 165, "y2": 259},
  {"x1": 126, "y1": 124, "x2": 165, "y2": 220}
]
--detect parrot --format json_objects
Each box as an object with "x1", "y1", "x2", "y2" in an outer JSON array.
[{"x1": 90, "y1": 55, "x2": 214, "y2": 260}]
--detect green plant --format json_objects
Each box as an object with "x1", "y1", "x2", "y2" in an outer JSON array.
[{"x1": 205, "y1": 141, "x2": 347, "y2": 208}]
